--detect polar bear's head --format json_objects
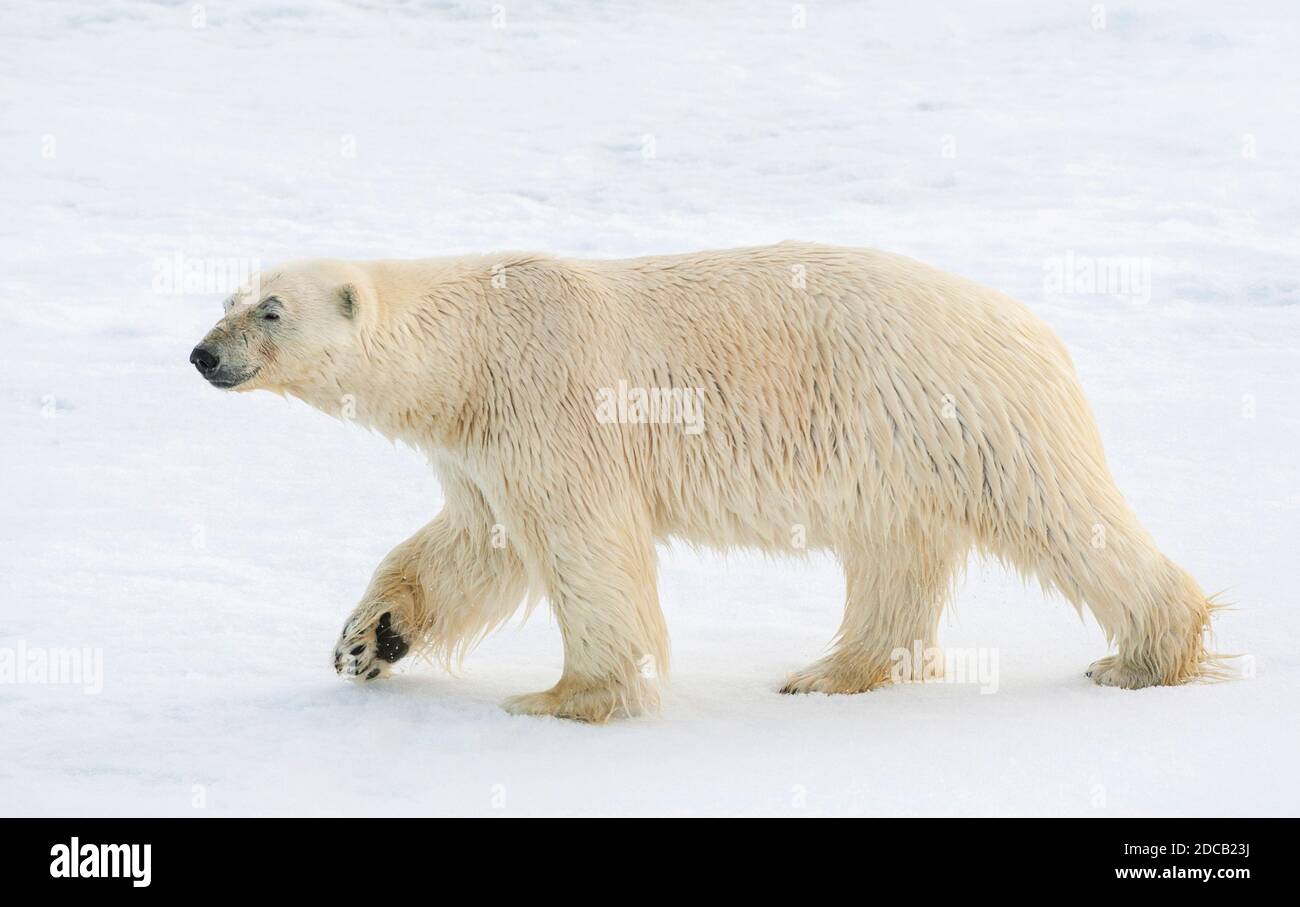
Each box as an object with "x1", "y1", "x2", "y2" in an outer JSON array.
[{"x1": 190, "y1": 261, "x2": 369, "y2": 394}]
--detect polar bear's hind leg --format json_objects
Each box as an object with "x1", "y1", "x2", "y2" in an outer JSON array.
[
  {"x1": 782, "y1": 531, "x2": 963, "y2": 694},
  {"x1": 983, "y1": 471, "x2": 1220, "y2": 688}
]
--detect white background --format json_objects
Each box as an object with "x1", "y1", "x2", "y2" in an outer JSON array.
[{"x1": 1, "y1": 0, "x2": 1296, "y2": 816}]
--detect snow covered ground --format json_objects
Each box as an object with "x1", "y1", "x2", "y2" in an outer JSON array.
[{"x1": 2, "y1": 0, "x2": 1297, "y2": 816}]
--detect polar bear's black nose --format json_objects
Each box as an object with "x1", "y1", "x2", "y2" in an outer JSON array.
[{"x1": 190, "y1": 345, "x2": 220, "y2": 376}]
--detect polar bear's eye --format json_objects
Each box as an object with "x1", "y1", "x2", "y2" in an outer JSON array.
[{"x1": 257, "y1": 297, "x2": 283, "y2": 322}]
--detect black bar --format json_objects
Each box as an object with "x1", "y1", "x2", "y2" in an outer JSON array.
[{"x1": 1, "y1": 818, "x2": 1287, "y2": 892}]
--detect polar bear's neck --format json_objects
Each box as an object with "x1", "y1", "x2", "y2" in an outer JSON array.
[
  {"x1": 293, "y1": 263, "x2": 486, "y2": 451},
  {"x1": 289, "y1": 346, "x2": 470, "y2": 452}
]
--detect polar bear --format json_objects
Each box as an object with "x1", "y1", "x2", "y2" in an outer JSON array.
[{"x1": 191, "y1": 242, "x2": 1222, "y2": 721}]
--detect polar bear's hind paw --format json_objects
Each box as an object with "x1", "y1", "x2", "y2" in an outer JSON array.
[{"x1": 1086, "y1": 655, "x2": 1159, "y2": 689}]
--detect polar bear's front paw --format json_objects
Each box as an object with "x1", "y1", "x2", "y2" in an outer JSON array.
[
  {"x1": 502, "y1": 678, "x2": 656, "y2": 722},
  {"x1": 333, "y1": 610, "x2": 410, "y2": 682},
  {"x1": 780, "y1": 660, "x2": 888, "y2": 695}
]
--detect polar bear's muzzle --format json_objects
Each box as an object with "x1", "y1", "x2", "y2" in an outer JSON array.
[{"x1": 189, "y1": 342, "x2": 261, "y2": 389}]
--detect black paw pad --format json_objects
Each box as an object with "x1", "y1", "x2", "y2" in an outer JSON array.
[{"x1": 374, "y1": 611, "x2": 410, "y2": 663}]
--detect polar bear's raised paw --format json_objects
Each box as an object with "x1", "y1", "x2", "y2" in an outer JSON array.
[{"x1": 334, "y1": 610, "x2": 410, "y2": 682}]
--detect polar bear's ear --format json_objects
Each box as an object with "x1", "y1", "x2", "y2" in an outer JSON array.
[{"x1": 338, "y1": 284, "x2": 358, "y2": 319}]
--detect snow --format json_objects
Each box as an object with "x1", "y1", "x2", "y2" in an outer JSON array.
[{"x1": 2, "y1": 0, "x2": 1297, "y2": 816}]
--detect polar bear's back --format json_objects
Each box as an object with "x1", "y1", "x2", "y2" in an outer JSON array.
[{"x1": 568, "y1": 242, "x2": 1106, "y2": 551}]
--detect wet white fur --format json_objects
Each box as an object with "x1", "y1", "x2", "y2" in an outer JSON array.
[{"x1": 200, "y1": 242, "x2": 1222, "y2": 721}]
